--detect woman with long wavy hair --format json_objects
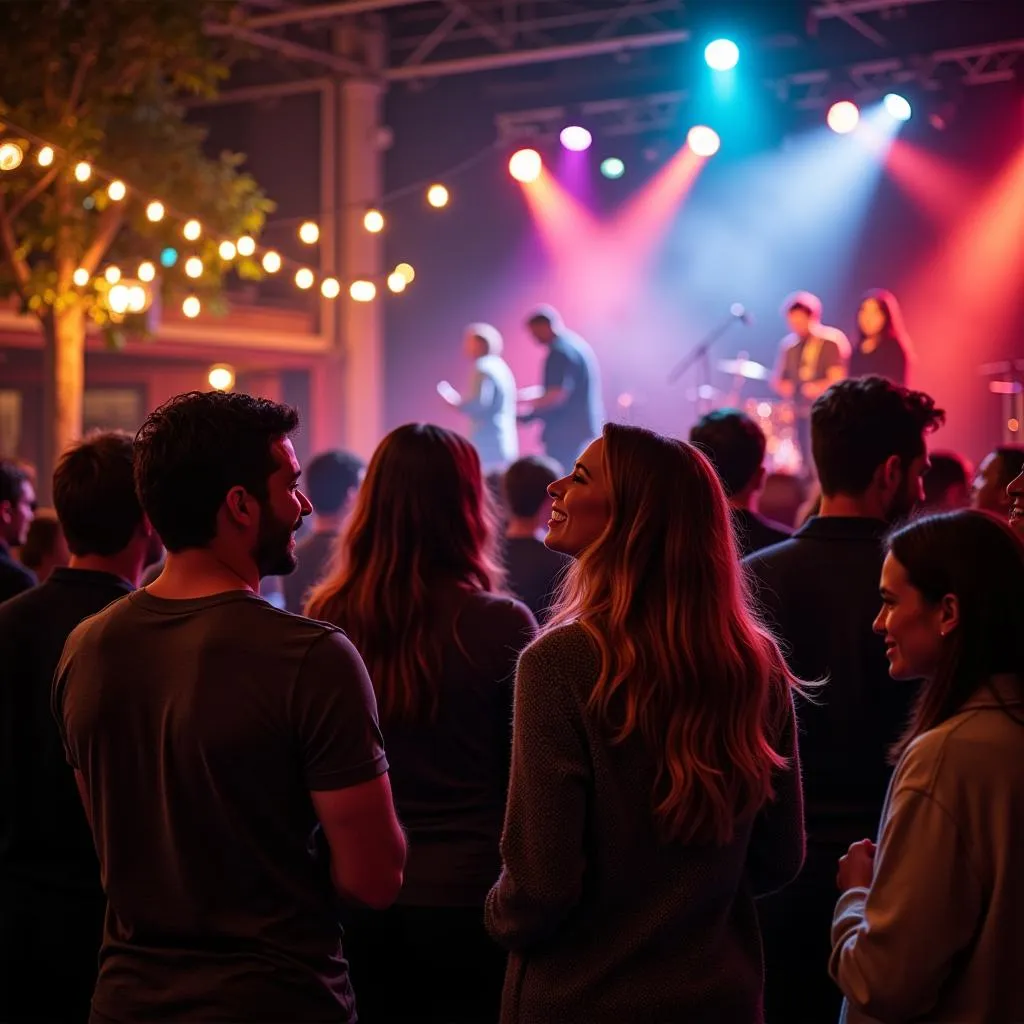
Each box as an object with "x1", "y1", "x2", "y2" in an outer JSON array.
[
  {"x1": 306, "y1": 423, "x2": 536, "y2": 1024},
  {"x1": 484, "y1": 423, "x2": 805, "y2": 1024},
  {"x1": 849, "y1": 288, "x2": 913, "y2": 386},
  {"x1": 832, "y1": 510, "x2": 1024, "y2": 1023}
]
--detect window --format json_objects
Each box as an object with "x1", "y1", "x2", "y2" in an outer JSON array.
[{"x1": 83, "y1": 387, "x2": 146, "y2": 436}]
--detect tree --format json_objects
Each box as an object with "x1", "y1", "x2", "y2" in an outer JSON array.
[{"x1": 0, "y1": 0, "x2": 272, "y2": 488}]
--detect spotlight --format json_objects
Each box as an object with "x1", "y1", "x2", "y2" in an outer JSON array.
[
  {"x1": 426, "y1": 184, "x2": 449, "y2": 208},
  {"x1": 600, "y1": 157, "x2": 626, "y2": 179},
  {"x1": 827, "y1": 100, "x2": 860, "y2": 134},
  {"x1": 884, "y1": 93, "x2": 912, "y2": 122},
  {"x1": 208, "y1": 364, "x2": 235, "y2": 391},
  {"x1": 559, "y1": 126, "x2": 593, "y2": 152},
  {"x1": 704, "y1": 38, "x2": 739, "y2": 72},
  {"x1": 687, "y1": 125, "x2": 721, "y2": 157},
  {"x1": 508, "y1": 148, "x2": 542, "y2": 183}
]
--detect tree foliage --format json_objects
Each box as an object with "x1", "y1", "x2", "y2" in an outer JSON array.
[{"x1": 0, "y1": 0, "x2": 273, "y2": 346}]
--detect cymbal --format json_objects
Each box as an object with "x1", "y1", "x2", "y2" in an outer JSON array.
[{"x1": 717, "y1": 357, "x2": 769, "y2": 380}]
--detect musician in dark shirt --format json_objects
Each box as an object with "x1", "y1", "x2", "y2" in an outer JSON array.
[{"x1": 849, "y1": 289, "x2": 911, "y2": 386}]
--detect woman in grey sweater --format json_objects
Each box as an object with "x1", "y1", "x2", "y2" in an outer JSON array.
[{"x1": 485, "y1": 423, "x2": 806, "y2": 1023}]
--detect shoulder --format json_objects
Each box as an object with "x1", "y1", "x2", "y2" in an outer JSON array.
[
  {"x1": 744, "y1": 535, "x2": 801, "y2": 574},
  {"x1": 0, "y1": 554, "x2": 35, "y2": 590},
  {"x1": 820, "y1": 326, "x2": 851, "y2": 357},
  {"x1": 520, "y1": 621, "x2": 598, "y2": 678},
  {"x1": 462, "y1": 589, "x2": 537, "y2": 631}
]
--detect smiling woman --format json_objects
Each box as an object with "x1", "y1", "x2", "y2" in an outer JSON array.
[{"x1": 543, "y1": 437, "x2": 611, "y2": 556}]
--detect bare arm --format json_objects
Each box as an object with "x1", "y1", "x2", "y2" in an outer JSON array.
[{"x1": 311, "y1": 775, "x2": 406, "y2": 910}]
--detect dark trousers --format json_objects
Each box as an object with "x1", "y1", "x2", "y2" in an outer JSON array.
[
  {"x1": 0, "y1": 878, "x2": 104, "y2": 1023},
  {"x1": 757, "y1": 842, "x2": 844, "y2": 1024},
  {"x1": 344, "y1": 904, "x2": 506, "y2": 1024}
]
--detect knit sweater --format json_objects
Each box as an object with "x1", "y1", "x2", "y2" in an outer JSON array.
[{"x1": 484, "y1": 623, "x2": 805, "y2": 1024}]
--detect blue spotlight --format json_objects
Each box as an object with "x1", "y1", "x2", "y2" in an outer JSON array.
[
  {"x1": 883, "y1": 93, "x2": 912, "y2": 122},
  {"x1": 600, "y1": 157, "x2": 625, "y2": 179},
  {"x1": 704, "y1": 38, "x2": 739, "y2": 72}
]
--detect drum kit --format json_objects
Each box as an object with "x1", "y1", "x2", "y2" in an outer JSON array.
[{"x1": 685, "y1": 352, "x2": 803, "y2": 474}]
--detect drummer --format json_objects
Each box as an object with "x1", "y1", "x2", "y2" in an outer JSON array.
[{"x1": 770, "y1": 291, "x2": 849, "y2": 474}]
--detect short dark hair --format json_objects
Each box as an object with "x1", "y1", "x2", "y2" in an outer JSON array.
[
  {"x1": 134, "y1": 391, "x2": 299, "y2": 553},
  {"x1": 54, "y1": 431, "x2": 144, "y2": 556},
  {"x1": 811, "y1": 376, "x2": 945, "y2": 498},
  {"x1": 503, "y1": 455, "x2": 563, "y2": 518},
  {"x1": 0, "y1": 459, "x2": 30, "y2": 505},
  {"x1": 994, "y1": 445, "x2": 1024, "y2": 488},
  {"x1": 923, "y1": 451, "x2": 970, "y2": 506},
  {"x1": 305, "y1": 450, "x2": 364, "y2": 515},
  {"x1": 689, "y1": 410, "x2": 766, "y2": 497},
  {"x1": 19, "y1": 511, "x2": 62, "y2": 570}
]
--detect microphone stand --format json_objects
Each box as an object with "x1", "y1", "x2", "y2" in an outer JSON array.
[{"x1": 666, "y1": 312, "x2": 745, "y2": 413}]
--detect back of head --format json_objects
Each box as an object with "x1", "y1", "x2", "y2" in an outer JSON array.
[
  {"x1": 887, "y1": 510, "x2": 1024, "y2": 754},
  {"x1": 526, "y1": 304, "x2": 563, "y2": 331},
  {"x1": 304, "y1": 450, "x2": 364, "y2": 516},
  {"x1": 923, "y1": 451, "x2": 971, "y2": 509},
  {"x1": 811, "y1": 376, "x2": 945, "y2": 498},
  {"x1": 54, "y1": 431, "x2": 143, "y2": 556},
  {"x1": 19, "y1": 511, "x2": 64, "y2": 571},
  {"x1": 781, "y1": 291, "x2": 822, "y2": 321},
  {"x1": 995, "y1": 445, "x2": 1024, "y2": 489},
  {"x1": 689, "y1": 409, "x2": 765, "y2": 498},
  {"x1": 134, "y1": 391, "x2": 298, "y2": 552},
  {"x1": 552, "y1": 423, "x2": 794, "y2": 844},
  {"x1": 306, "y1": 423, "x2": 501, "y2": 721},
  {"x1": 503, "y1": 455, "x2": 563, "y2": 519}
]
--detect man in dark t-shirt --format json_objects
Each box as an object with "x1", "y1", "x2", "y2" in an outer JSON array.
[
  {"x1": 0, "y1": 460, "x2": 36, "y2": 604},
  {"x1": 52, "y1": 391, "x2": 406, "y2": 1022},
  {"x1": 518, "y1": 305, "x2": 604, "y2": 471},
  {"x1": 501, "y1": 455, "x2": 569, "y2": 622},
  {"x1": 0, "y1": 432, "x2": 160, "y2": 1023}
]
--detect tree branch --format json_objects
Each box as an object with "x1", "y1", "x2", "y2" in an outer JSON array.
[
  {"x1": 80, "y1": 202, "x2": 126, "y2": 277},
  {"x1": 63, "y1": 48, "x2": 97, "y2": 123},
  {"x1": 0, "y1": 193, "x2": 31, "y2": 305},
  {"x1": 8, "y1": 165, "x2": 60, "y2": 222}
]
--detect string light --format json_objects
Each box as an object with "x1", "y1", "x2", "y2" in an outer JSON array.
[
  {"x1": 107, "y1": 180, "x2": 127, "y2": 202},
  {"x1": 184, "y1": 257, "x2": 203, "y2": 279},
  {"x1": 349, "y1": 280, "x2": 376, "y2": 303},
  {"x1": 0, "y1": 143, "x2": 24, "y2": 171},
  {"x1": 72, "y1": 267, "x2": 89, "y2": 287},
  {"x1": 426, "y1": 184, "x2": 449, "y2": 208},
  {"x1": 218, "y1": 240, "x2": 237, "y2": 260},
  {"x1": 182, "y1": 295, "x2": 201, "y2": 319},
  {"x1": 294, "y1": 268, "x2": 314, "y2": 290},
  {"x1": 208, "y1": 365, "x2": 235, "y2": 391},
  {"x1": 37, "y1": 146, "x2": 54, "y2": 168},
  {"x1": 394, "y1": 262, "x2": 416, "y2": 284},
  {"x1": 236, "y1": 235, "x2": 256, "y2": 257},
  {"x1": 104, "y1": 266, "x2": 122, "y2": 284},
  {"x1": 320, "y1": 277, "x2": 341, "y2": 299},
  {"x1": 74, "y1": 161, "x2": 92, "y2": 182},
  {"x1": 145, "y1": 200, "x2": 165, "y2": 222},
  {"x1": 363, "y1": 209, "x2": 385, "y2": 233},
  {"x1": 108, "y1": 284, "x2": 130, "y2": 315},
  {"x1": 126, "y1": 285, "x2": 147, "y2": 313},
  {"x1": 137, "y1": 260, "x2": 156, "y2": 283},
  {"x1": 261, "y1": 250, "x2": 281, "y2": 273},
  {"x1": 386, "y1": 272, "x2": 407, "y2": 294},
  {"x1": 298, "y1": 221, "x2": 320, "y2": 245},
  {"x1": 160, "y1": 247, "x2": 179, "y2": 268},
  {"x1": 183, "y1": 219, "x2": 202, "y2": 241}
]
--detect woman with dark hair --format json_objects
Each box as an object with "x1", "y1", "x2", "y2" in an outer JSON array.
[
  {"x1": 485, "y1": 423, "x2": 805, "y2": 1023},
  {"x1": 306, "y1": 423, "x2": 536, "y2": 1024},
  {"x1": 832, "y1": 510, "x2": 1024, "y2": 1023},
  {"x1": 849, "y1": 289, "x2": 912, "y2": 386}
]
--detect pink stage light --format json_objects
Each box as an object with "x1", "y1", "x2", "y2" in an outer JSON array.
[
  {"x1": 509, "y1": 148, "x2": 543, "y2": 183},
  {"x1": 559, "y1": 125, "x2": 593, "y2": 152},
  {"x1": 827, "y1": 101, "x2": 860, "y2": 134}
]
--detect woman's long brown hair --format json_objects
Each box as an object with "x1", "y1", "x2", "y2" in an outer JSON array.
[
  {"x1": 886, "y1": 510, "x2": 1024, "y2": 762},
  {"x1": 305, "y1": 423, "x2": 503, "y2": 722},
  {"x1": 548, "y1": 423, "x2": 798, "y2": 845}
]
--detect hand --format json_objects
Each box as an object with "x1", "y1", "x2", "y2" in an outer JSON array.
[
  {"x1": 837, "y1": 839, "x2": 876, "y2": 891},
  {"x1": 436, "y1": 380, "x2": 459, "y2": 406}
]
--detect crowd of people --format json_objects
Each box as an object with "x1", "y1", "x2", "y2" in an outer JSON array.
[{"x1": 1, "y1": 364, "x2": 1023, "y2": 1022}]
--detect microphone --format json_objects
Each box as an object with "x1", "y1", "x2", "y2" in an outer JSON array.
[{"x1": 730, "y1": 303, "x2": 753, "y2": 325}]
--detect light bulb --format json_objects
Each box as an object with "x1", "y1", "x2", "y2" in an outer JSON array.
[
  {"x1": 137, "y1": 261, "x2": 156, "y2": 283},
  {"x1": 126, "y1": 285, "x2": 147, "y2": 313},
  {"x1": 74, "y1": 161, "x2": 92, "y2": 182},
  {"x1": 104, "y1": 265, "x2": 122, "y2": 284},
  {"x1": 108, "y1": 284, "x2": 130, "y2": 315},
  {"x1": 394, "y1": 262, "x2": 415, "y2": 284},
  {"x1": 183, "y1": 219, "x2": 202, "y2": 241},
  {"x1": 182, "y1": 295, "x2": 201, "y2": 319},
  {"x1": 37, "y1": 146, "x2": 54, "y2": 168},
  {"x1": 236, "y1": 235, "x2": 256, "y2": 257},
  {"x1": 0, "y1": 143, "x2": 25, "y2": 172},
  {"x1": 363, "y1": 209, "x2": 385, "y2": 233},
  {"x1": 72, "y1": 267, "x2": 90, "y2": 287},
  {"x1": 184, "y1": 257, "x2": 203, "y2": 279},
  {"x1": 261, "y1": 250, "x2": 281, "y2": 273},
  {"x1": 386, "y1": 272, "x2": 407, "y2": 294},
  {"x1": 298, "y1": 221, "x2": 320, "y2": 245},
  {"x1": 208, "y1": 365, "x2": 234, "y2": 391},
  {"x1": 349, "y1": 280, "x2": 376, "y2": 302},
  {"x1": 426, "y1": 184, "x2": 450, "y2": 208},
  {"x1": 295, "y1": 268, "x2": 315, "y2": 290},
  {"x1": 107, "y1": 180, "x2": 127, "y2": 202},
  {"x1": 218, "y1": 240, "x2": 236, "y2": 260},
  {"x1": 320, "y1": 277, "x2": 341, "y2": 298},
  {"x1": 145, "y1": 201, "x2": 165, "y2": 222}
]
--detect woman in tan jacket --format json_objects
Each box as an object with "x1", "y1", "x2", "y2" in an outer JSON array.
[{"x1": 831, "y1": 509, "x2": 1024, "y2": 1023}]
